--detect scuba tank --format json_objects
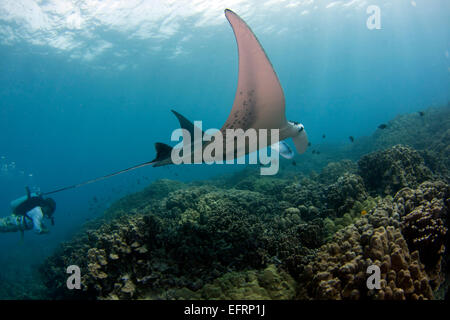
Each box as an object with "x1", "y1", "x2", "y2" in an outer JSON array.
[
  {"x1": 10, "y1": 187, "x2": 42, "y2": 216},
  {"x1": 10, "y1": 194, "x2": 39, "y2": 212},
  {"x1": 11, "y1": 187, "x2": 55, "y2": 225}
]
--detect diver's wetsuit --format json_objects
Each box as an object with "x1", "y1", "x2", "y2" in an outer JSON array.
[{"x1": 0, "y1": 206, "x2": 47, "y2": 234}]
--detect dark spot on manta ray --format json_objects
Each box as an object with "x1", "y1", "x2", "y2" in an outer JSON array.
[{"x1": 240, "y1": 91, "x2": 243, "y2": 95}]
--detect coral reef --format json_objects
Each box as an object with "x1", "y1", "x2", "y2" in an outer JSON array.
[
  {"x1": 41, "y1": 168, "x2": 448, "y2": 300},
  {"x1": 37, "y1": 108, "x2": 450, "y2": 301},
  {"x1": 349, "y1": 105, "x2": 450, "y2": 182},
  {"x1": 102, "y1": 179, "x2": 186, "y2": 220},
  {"x1": 234, "y1": 176, "x2": 292, "y2": 201},
  {"x1": 0, "y1": 270, "x2": 46, "y2": 300},
  {"x1": 318, "y1": 160, "x2": 358, "y2": 185},
  {"x1": 325, "y1": 173, "x2": 367, "y2": 217},
  {"x1": 281, "y1": 176, "x2": 327, "y2": 220},
  {"x1": 299, "y1": 223, "x2": 434, "y2": 300},
  {"x1": 394, "y1": 181, "x2": 449, "y2": 289},
  {"x1": 299, "y1": 181, "x2": 448, "y2": 300},
  {"x1": 40, "y1": 184, "x2": 322, "y2": 299},
  {"x1": 358, "y1": 145, "x2": 433, "y2": 195},
  {"x1": 153, "y1": 264, "x2": 297, "y2": 300}
]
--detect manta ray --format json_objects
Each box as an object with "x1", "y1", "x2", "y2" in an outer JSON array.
[
  {"x1": 151, "y1": 9, "x2": 308, "y2": 166},
  {"x1": 42, "y1": 9, "x2": 308, "y2": 196}
]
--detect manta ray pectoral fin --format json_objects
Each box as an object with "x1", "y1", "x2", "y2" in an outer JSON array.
[
  {"x1": 292, "y1": 129, "x2": 308, "y2": 154},
  {"x1": 221, "y1": 9, "x2": 288, "y2": 132}
]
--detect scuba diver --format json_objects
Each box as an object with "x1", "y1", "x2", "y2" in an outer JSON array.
[{"x1": 0, "y1": 187, "x2": 56, "y2": 236}]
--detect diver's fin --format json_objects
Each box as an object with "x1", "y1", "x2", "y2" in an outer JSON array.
[
  {"x1": 151, "y1": 142, "x2": 173, "y2": 163},
  {"x1": 221, "y1": 9, "x2": 287, "y2": 132}
]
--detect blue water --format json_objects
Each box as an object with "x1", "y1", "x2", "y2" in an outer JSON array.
[{"x1": 0, "y1": 0, "x2": 449, "y2": 298}]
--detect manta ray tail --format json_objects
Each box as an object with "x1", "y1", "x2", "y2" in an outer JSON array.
[
  {"x1": 42, "y1": 143, "x2": 171, "y2": 195},
  {"x1": 151, "y1": 142, "x2": 173, "y2": 166}
]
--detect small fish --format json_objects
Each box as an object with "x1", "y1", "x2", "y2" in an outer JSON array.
[
  {"x1": 378, "y1": 124, "x2": 387, "y2": 129},
  {"x1": 312, "y1": 150, "x2": 316, "y2": 154},
  {"x1": 292, "y1": 160, "x2": 296, "y2": 166},
  {"x1": 93, "y1": 196, "x2": 98, "y2": 203},
  {"x1": 349, "y1": 136, "x2": 354, "y2": 143},
  {"x1": 322, "y1": 134, "x2": 326, "y2": 139},
  {"x1": 316, "y1": 151, "x2": 321, "y2": 155},
  {"x1": 361, "y1": 210, "x2": 368, "y2": 216},
  {"x1": 418, "y1": 111, "x2": 424, "y2": 117},
  {"x1": 307, "y1": 142, "x2": 311, "y2": 147}
]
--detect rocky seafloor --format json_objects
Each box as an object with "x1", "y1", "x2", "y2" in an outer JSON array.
[{"x1": 38, "y1": 105, "x2": 450, "y2": 300}]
